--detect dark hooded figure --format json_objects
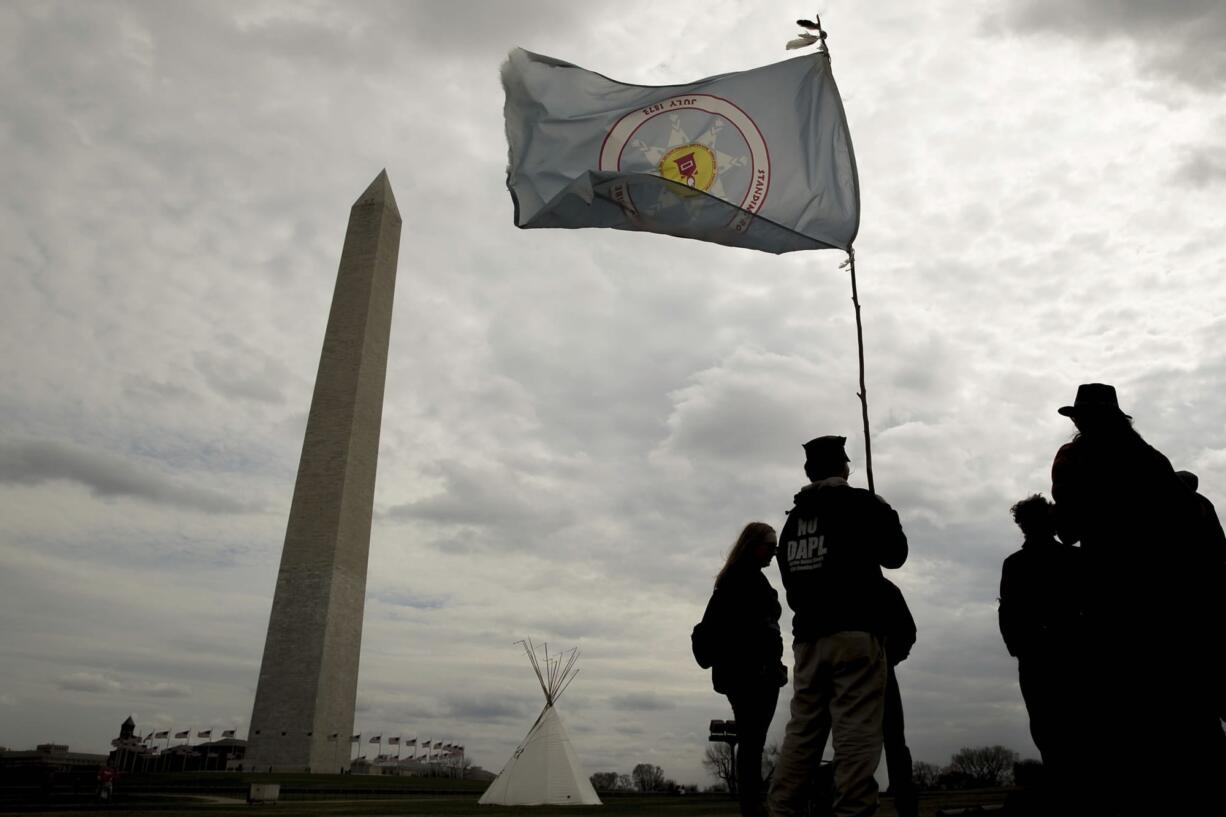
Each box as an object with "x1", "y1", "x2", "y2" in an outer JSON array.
[
  {"x1": 998, "y1": 494, "x2": 1085, "y2": 814},
  {"x1": 880, "y1": 578, "x2": 918, "y2": 817},
  {"x1": 769, "y1": 435, "x2": 908, "y2": 817},
  {"x1": 1176, "y1": 469, "x2": 1226, "y2": 730},
  {"x1": 1050, "y1": 383, "x2": 1225, "y2": 814},
  {"x1": 1175, "y1": 470, "x2": 1226, "y2": 566}
]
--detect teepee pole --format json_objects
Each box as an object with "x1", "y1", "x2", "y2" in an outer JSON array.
[
  {"x1": 555, "y1": 667, "x2": 579, "y2": 702},
  {"x1": 519, "y1": 639, "x2": 549, "y2": 699}
]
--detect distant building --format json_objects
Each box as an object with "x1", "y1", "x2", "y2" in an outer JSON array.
[
  {"x1": 0, "y1": 742, "x2": 108, "y2": 798},
  {"x1": 109, "y1": 715, "x2": 153, "y2": 773},
  {"x1": 137, "y1": 739, "x2": 247, "y2": 773},
  {"x1": 0, "y1": 743, "x2": 107, "y2": 772},
  {"x1": 106, "y1": 717, "x2": 246, "y2": 774},
  {"x1": 347, "y1": 754, "x2": 493, "y2": 781}
]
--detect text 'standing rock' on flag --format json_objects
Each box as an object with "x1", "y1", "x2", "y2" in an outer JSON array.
[{"x1": 501, "y1": 48, "x2": 859, "y2": 254}]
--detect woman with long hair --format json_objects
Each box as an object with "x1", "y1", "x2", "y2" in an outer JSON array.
[{"x1": 698, "y1": 522, "x2": 786, "y2": 817}]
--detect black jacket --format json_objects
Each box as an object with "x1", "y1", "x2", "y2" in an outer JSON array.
[
  {"x1": 777, "y1": 478, "x2": 908, "y2": 640},
  {"x1": 699, "y1": 561, "x2": 785, "y2": 695},
  {"x1": 1052, "y1": 433, "x2": 1226, "y2": 626},
  {"x1": 881, "y1": 577, "x2": 917, "y2": 665},
  {"x1": 998, "y1": 536, "x2": 1084, "y2": 659}
]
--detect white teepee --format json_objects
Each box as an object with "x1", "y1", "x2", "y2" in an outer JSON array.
[{"x1": 478, "y1": 640, "x2": 602, "y2": 806}]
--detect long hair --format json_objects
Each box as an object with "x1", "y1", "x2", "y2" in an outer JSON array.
[
  {"x1": 715, "y1": 522, "x2": 775, "y2": 587},
  {"x1": 1069, "y1": 412, "x2": 1144, "y2": 445}
]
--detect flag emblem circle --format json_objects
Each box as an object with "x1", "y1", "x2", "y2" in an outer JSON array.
[
  {"x1": 659, "y1": 144, "x2": 716, "y2": 190},
  {"x1": 598, "y1": 94, "x2": 770, "y2": 229}
]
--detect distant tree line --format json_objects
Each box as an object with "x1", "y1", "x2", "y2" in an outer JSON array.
[
  {"x1": 912, "y1": 745, "x2": 1023, "y2": 790},
  {"x1": 693, "y1": 742, "x2": 1030, "y2": 796},
  {"x1": 700, "y1": 741, "x2": 783, "y2": 796},
  {"x1": 589, "y1": 763, "x2": 697, "y2": 794}
]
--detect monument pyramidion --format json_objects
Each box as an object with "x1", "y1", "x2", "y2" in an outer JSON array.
[{"x1": 246, "y1": 171, "x2": 402, "y2": 773}]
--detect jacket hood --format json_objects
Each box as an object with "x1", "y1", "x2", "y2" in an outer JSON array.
[{"x1": 793, "y1": 476, "x2": 849, "y2": 505}]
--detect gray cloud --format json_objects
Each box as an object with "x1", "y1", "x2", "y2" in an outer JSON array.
[
  {"x1": 382, "y1": 461, "x2": 575, "y2": 543},
  {"x1": 608, "y1": 692, "x2": 676, "y2": 712},
  {"x1": 0, "y1": 439, "x2": 256, "y2": 514},
  {"x1": 56, "y1": 672, "x2": 191, "y2": 699},
  {"x1": 371, "y1": 590, "x2": 446, "y2": 611},
  {"x1": 442, "y1": 696, "x2": 531, "y2": 724},
  {"x1": 994, "y1": 0, "x2": 1226, "y2": 89},
  {"x1": 1173, "y1": 146, "x2": 1226, "y2": 188},
  {"x1": 58, "y1": 672, "x2": 122, "y2": 694},
  {"x1": 193, "y1": 351, "x2": 287, "y2": 405},
  {"x1": 130, "y1": 681, "x2": 193, "y2": 699}
]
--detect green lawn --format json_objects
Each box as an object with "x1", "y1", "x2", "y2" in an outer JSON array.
[{"x1": 1, "y1": 772, "x2": 1016, "y2": 816}]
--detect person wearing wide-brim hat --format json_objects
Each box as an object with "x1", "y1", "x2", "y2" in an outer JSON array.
[
  {"x1": 1049, "y1": 383, "x2": 1225, "y2": 815},
  {"x1": 1056, "y1": 382, "x2": 1131, "y2": 420}
]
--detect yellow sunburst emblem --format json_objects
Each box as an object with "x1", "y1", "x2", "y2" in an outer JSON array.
[{"x1": 658, "y1": 144, "x2": 717, "y2": 192}]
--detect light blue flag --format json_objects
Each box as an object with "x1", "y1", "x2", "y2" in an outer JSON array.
[{"x1": 502, "y1": 48, "x2": 859, "y2": 254}]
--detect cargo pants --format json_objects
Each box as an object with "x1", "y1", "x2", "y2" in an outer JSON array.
[{"x1": 768, "y1": 631, "x2": 886, "y2": 817}]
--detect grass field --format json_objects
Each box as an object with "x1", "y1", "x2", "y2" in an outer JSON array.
[{"x1": 1, "y1": 772, "x2": 1015, "y2": 816}]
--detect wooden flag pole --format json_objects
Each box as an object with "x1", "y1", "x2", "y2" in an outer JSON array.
[
  {"x1": 844, "y1": 248, "x2": 875, "y2": 495},
  {"x1": 793, "y1": 15, "x2": 874, "y2": 492}
]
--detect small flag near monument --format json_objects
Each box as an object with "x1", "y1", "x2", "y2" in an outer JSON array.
[
  {"x1": 369, "y1": 735, "x2": 381, "y2": 743},
  {"x1": 502, "y1": 48, "x2": 858, "y2": 254},
  {"x1": 405, "y1": 738, "x2": 416, "y2": 746},
  {"x1": 154, "y1": 731, "x2": 169, "y2": 739},
  {"x1": 388, "y1": 737, "x2": 400, "y2": 746},
  {"x1": 175, "y1": 730, "x2": 190, "y2": 739},
  {"x1": 351, "y1": 734, "x2": 361, "y2": 742},
  {"x1": 144, "y1": 732, "x2": 154, "y2": 741},
  {"x1": 197, "y1": 730, "x2": 211, "y2": 739},
  {"x1": 222, "y1": 730, "x2": 236, "y2": 739}
]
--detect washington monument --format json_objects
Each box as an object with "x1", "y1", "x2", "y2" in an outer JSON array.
[{"x1": 246, "y1": 171, "x2": 402, "y2": 772}]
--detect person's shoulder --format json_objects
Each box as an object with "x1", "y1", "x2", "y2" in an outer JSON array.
[
  {"x1": 1145, "y1": 443, "x2": 1176, "y2": 473},
  {"x1": 846, "y1": 486, "x2": 896, "y2": 509},
  {"x1": 788, "y1": 485, "x2": 825, "y2": 514},
  {"x1": 749, "y1": 567, "x2": 775, "y2": 593},
  {"x1": 719, "y1": 563, "x2": 758, "y2": 589},
  {"x1": 1002, "y1": 548, "x2": 1026, "y2": 569}
]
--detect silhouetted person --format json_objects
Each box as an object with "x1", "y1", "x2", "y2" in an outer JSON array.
[
  {"x1": 769, "y1": 436, "x2": 908, "y2": 817},
  {"x1": 1177, "y1": 469, "x2": 1226, "y2": 731},
  {"x1": 881, "y1": 578, "x2": 918, "y2": 817},
  {"x1": 1176, "y1": 470, "x2": 1226, "y2": 565},
  {"x1": 1050, "y1": 383, "x2": 1225, "y2": 815},
  {"x1": 998, "y1": 494, "x2": 1084, "y2": 815},
  {"x1": 696, "y1": 522, "x2": 786, "y2": 817}
]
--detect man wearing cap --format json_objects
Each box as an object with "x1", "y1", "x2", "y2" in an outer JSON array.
[
  {"x1": 769, "y1": 435, "x2": 908, "y2": 817},
  {"x1": 1051, "y1": 383, "x2": 1225, "y2": 814}
]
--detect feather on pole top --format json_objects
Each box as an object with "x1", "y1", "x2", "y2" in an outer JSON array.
[{"x1": 787, "y1": 15, "x2": 830, "y2": 52}]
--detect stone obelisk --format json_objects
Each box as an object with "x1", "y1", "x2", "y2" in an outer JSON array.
[{"x1": 246, "y1": 171, "x2": 401, "y2": 773}]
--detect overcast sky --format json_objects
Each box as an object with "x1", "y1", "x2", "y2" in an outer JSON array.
[{"x1": 2, "y1": 0, "x2": 1225, "y2": 788}]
